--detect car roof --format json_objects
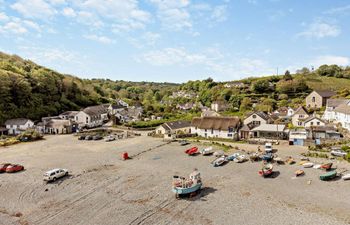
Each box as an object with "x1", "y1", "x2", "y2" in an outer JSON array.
[{"x1": 45, "y1": 168, "x2": 64, "y2": 173}]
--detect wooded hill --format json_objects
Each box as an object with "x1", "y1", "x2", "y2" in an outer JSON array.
[{"x1": 1, "y1": 51, "x2": 350, "y2": 125}]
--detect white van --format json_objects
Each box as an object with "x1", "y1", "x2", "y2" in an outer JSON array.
[{"x1": 44, "y1": 168, "x2": 69, "y2": 182}]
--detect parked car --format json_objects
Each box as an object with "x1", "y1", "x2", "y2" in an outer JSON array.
[
  {"x1": 78, "y1": 135, "x2": 86, "y2": 140},
  {"x1": 85, "y1": 135, "x2": 93, "y2": 140},
  {"x1": 0, "y1": 163, "x2": 12, "y2": 173},
  {"x1": 43, "y1": 168, "x2": 69, "y2": 182},
  {"x1": 265, "y1": 143, "x2": 273, "y2": 152},
  {"x1": 331, "y1": 150, "x2": 347, "y2": 157},
  {"x1": 105, "y1": 135, "x2": 116, "y2": 142},
  {"x1": 179, "y1": 140, "x2": 189, "y2": 146},
  {"x1": 5, "y1": 164, "x2": 24, "y2": 173},
  {"x1": 93, "y1": 135, "x2": 103, "y2": 140}
]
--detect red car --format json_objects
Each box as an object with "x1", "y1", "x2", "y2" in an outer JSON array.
[
  {"x1": 0, "y1": 163, "x2": 12, "y2": 173},
  {"x1": 5, "y1": 164, "x2": 24, "y2": 173}
]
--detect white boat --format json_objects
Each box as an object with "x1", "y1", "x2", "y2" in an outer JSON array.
[
  {"x1": 200, "y1": 147, "x2": 213, "y2": 155},
  {"x1": 342, "y1": 173, "x2": 350, "y2": 180},
  {"x1": 313, "y1": 164, "x2": 321, "y2": 169},
  {"x1": 303, "y1": 162, "x2": 314, "y2": 168},
  {"x1": 212, "y1": 156, "x2": 226, "y2": 167},
  {"x1": 213, "y1": 150, "x2": 224, "y2": 158},
  {"x1": 234, "y1": 155, "x2": 247, "y2": 163},
  {"x1": 265, "y1": 143, "x2": 273, "y2": 153}
]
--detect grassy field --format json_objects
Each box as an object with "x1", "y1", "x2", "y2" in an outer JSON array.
[{"x1": 303, "y1": 74, "x2": 350, "y2": 91}]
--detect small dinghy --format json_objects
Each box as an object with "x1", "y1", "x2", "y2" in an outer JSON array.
[
  {"x1": 313, "y1": 164, "x2": 321, "y2": 169},
  {"x1": 172, "y1": 169, "x2": 202, "y2": 198},
  {"x1": 299, "y1": 161, "x2": 309, "y2": 165},
  {"x1": 185, "y1": 147, "x2": 199, "y2": 156},
  {"x1": 285, "y1": 156, "x2": 295, "y2": 165},
  {"x1": 303, "y1": 162, "x2": 314, "y2": 168},
  {"x1": 342, "y1": 173, "x2": 350, "y2": 181},
  {"x1": 320, "y1": 170, "x2": 337, "y2": 181},
  {"x1": 212, "y1": 156, "x2": 226, "y2": 167},
  {"x1": 227, "y1": 153, "x2": 240, "y2": 161},
  {"x1": 213, "y1": 150, "x2": 225, "y2": 158},
  {"x1": 200, "y1": 147, "x2": 213, "y2": 155},
  {"x1": 261, "y1": 152, "x2": 274, "y2": 162},
  {"x1": 259, "y1": 163, "x2": 273, "y2": 177},
  {"x1": 234, "y1": 155, "x2": 248, "y2": 163},
  {"x1": 320, "y1": 163, "x2": 333, "y2": 171},
  {"x1": 295, "y1": 170, "x2": 305, "y2": 177}
]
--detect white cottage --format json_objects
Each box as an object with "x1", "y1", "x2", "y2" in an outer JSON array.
[
  {"x1": 191, "y1": 116, "x2": 241, "y2": 139},
  {"x1": 303, "y1": 116, "x2": 326, "y2": 127},
  {"x1": 75, "y1": 105, "x2": 108, "y2": 128},
  {"x1": 333, "y1": 104, "x2": 350, "y2": 131},
  {"x1": 323, "y1": 99, "x2": 350, "y2": 122},
  {"x1": 5, "y1": 118, "x2": 34, "y2": 135}
]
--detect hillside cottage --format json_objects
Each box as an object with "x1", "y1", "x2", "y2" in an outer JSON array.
[
  {"x1": 59, "y1": 111, "x2": 79, "y2": 121},
  {"x1": 305, "y1": 90, "x2": 335, "y2": 109},
  {"x1": 155, "y1": 121, "x2": 192, "y2": 139},
  {"x1": 333, "y1": 104, "x2": 350, "y2": 131},
  {"x1": 75, "y1": 105, "x2": 108, "y2": 128},
  {"x1": 211, "y1": 101, "x2": 229, "y2": 112},
  {"x1": 4, "y1": 118, "x2": 34, "y2": 135},
  {"x1": 323, "y1": 99, "x2": 350, "y2": 122},
  {"x1": 243, "y1": 112, "x2": 272, "y2": 127},
  {"x1": 303, "y1": 116, "x2": 326, "y2": 127},
  {"x1": 191, "y1": 116, "x2": 241, "y2": 139},
  {"x1": 291, "y1": 106, "x2": 309, "y2": 127}
]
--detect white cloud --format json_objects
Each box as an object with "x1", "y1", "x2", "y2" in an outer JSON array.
[
  {"x1": 0, "y1": 12, "x2": 9, "y2": 21},
  {"x1": 150, "y1": 0, "x2": 192, "y2": 31},
  {"x1": 211, "y1": 5, "x2": 228, "y2": 22},
  {"x1": 325, "y1": 5, "x2": 350, "y2": 15},
  {"x1": 49, "y1": 0, "x2": 66, "y2": 5},
  {"x1": 311, "y1": 55, "x2": 350, "y2": 67},
  {"x1": 297, "y1": 20, "x2": 341, "y2": 39},
  {"x1": 0, "y1": 17, "x2": 41, "y2": 34},
  {"x1": 83, "y1": 34, "x2": 114, "y2": 44},
  {"x1": 62, "y1": 7, "x2": 76, "y2": 17},
  {"x1": 11, "y1": 0, "x2": 56, "y2": 19}
]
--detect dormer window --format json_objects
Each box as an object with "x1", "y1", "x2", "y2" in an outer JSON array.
[{"x1": 312, "y1": 97, "x2": 316, "y2": 102}]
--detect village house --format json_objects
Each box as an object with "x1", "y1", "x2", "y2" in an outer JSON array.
[
  {"x1": 107, "y1": 103, "x2": 127, "y2": 115},
  {"x1": 201, "y1": 110, "x2": 221, "y2": 117},
  {"x1": 333, "y1": 104, "x2": 350, "y2": 131},
  {"x1": 116, "y1": 99, "x2": 129, "y2": 108},
  {"x1": 211, "y1": 101, "x2": 229, "y2": 112},
  {"x1": 273, "y1": 107, "x2": 295, "y2": 118},
  {"x1": 307, "y1": 126, "x2": 341, "y2": 140},
  {"x1": 43, "y1": 119, "x2": 73, "y2": 134},
  {"x1": 323, "y1": 99, "x2": 350, "y2": 122},
  {"x1": 305, "y1": 90, "x2": 335, "y2": 109},
  {"x1": 240, "y1": 112, "x2": 274, "y2": 139},
  {"x1": 303, "y1": 116, "x2": 326, "y2": 127},
  {"x1": 289, "y1": 129, "x2": 308, "y2": 146},
  {"x1": 115, "y1": 106, "x2": 143, "y2": 123},
  {"x1": 291, "y1": 106, "x2": 309, "y2": 127},
  {"x1": 4, "y1": 118, "x2": 34, "y2": 135},
  {"x1": 0, "y1": 127, "x2": 8, "y2": 136},
  {"x1": 59, "y1": 111, "x2": 79, "y2": 121},
  {"x1": 75, "y1": 105, "x2": 108, "y2": 128},
  {"x1": 250, "y1": 124, "x2": 287, "y2": 140},
  {"x1": 191, "y1": 116, "x2": 241, "y2": 139},
  {"x1": 155, "y1": 121, "x2": 192, "y2": 139}
]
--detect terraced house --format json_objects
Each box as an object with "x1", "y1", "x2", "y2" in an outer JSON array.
[{"x1": 75, "y1": 105, "x2": 108, "y2": 128}]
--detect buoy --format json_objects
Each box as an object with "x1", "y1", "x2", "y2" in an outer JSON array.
[{"x1": 122, "y1": 152, "x2": 129, "y2": 160}]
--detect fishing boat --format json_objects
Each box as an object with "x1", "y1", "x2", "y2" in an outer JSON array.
[
  {"x1": 213, "y1": 150, "x2": 224, "y2": 158},
  {"x1": 172, "y1": 169, "x2": 202, "y2": 198},
  {"x1": 320, "y1": 170, "x2": 337, "y2": 181},
  {"x1": 227, "y1": 153, "x2": 240, "y2": 161},
  {"x1": 200, "y1": 147, "x2": 213, "y2": 155},
  {"x1": 313, "y1": 164, "x2": 321, "y2": 169},
  {"x1": 234, "y1": 155, "x2": 248, "y2": 163},
  {"x1": 185, "y1": 147, "x2": 199, "y2": 156},
  {"x1": 320, "y1": 163, "x2": 333, "y2": 170},
  {"x1": 303, "y1": 162, "x2": 314, "y2": 168},
  {"x1": 295, "y1": 170, "x2": 305, "y2": 177},
  {"x1": 259, "y1": 163, "x2": 273, "y2": 177},
  {"x1": 261, "y1": 152, "x2": 273, "y2": 162},
  {"x1": 342, "y1": 173, "x2": 350, "y2": 180},
  {"x1": 299, "y1": 161, "x2": 309, "y2": 165},
  {"x1": 212, "y1": 156, "x2": 227, "y2": 167}
]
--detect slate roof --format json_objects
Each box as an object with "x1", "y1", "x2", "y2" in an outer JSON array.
[
  {"x1": 304, "y1": 116, "x2": 325, "y2": 124},
  {"x1": 314, "y1": 90, "x2": 336, "y2": 98},
  {"x1": 246, "y1": 111, "x2": 270, "y2": 121},
  {"x1": 326, "y1": 99, "x2": 350, "y2": 108},
  {"x1": 4, "y1": 118, "x2": 32, "y2": 126},
  {"x1": 83, "y1": 105, "x2": 108, "y2": 117},
  {"x1": 293, "y1": 106, "x2": 309, "y2": 116},
  {"x1": 201, "y1": 110, "x2": 221, "y2": 117},
  {"x1": 59, "y1": 111, "x2": 79, "y2": 116},
  {"x1": 334, "y1": 104, "x2": 350, "y2": 114},
  {"x1": 161, "y1": 121, "x2": 191, "y2": 131},
  {"x1": 251, "y1": 124, "x2": 286, "y2": 132},
  {"x1": 191, "y1": 116, "x2": 240, "y2": 131}
]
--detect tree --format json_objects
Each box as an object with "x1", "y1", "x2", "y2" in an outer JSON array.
[
  {"x1": 251, "y1": 80, "x2": 270, "y2": 93},
  {"x1": 317, "y1": 64, "x2": 342, "y2": 77},
  {"x1": 240, "y1": 97, "x2": 252, "y2": 111},
  {"x1": 296, "y1": 67, "x2": 310, "y2": 75},
  {"x1": 283, "y1": 70, "x2": 292, "y2": 81}
]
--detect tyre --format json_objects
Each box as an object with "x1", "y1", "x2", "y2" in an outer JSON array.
[{"x1": 53, "y1": 177, "x2": 57, "y2": 181}]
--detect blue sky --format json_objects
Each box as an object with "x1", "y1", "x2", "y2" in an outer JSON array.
[{"x1": 0, "y1": 0, "x2": 349, "y2": 83}]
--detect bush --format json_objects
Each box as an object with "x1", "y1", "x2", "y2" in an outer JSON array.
[{"x1": 17, "y1": 129, "x2": 43, "y2": 142}]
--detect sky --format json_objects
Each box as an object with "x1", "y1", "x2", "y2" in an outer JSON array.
[{"x1": 0, "y1": 0, "x2": 350, "y2": 83}]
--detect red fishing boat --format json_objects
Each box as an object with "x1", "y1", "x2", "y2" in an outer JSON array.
[{"x1": 185, "y1": 147, "x2": 199, "y2": 155}]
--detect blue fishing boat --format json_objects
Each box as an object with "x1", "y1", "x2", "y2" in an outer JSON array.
[
  {"x1": 262, "y1": 152, "x2": 273, "y2": 161},
  {"x1": 172, "y1": 169, "x2": 202, "y2": 198},
  {"x1": 227, "y1": 153, "x2": 240, "y2": 161}
]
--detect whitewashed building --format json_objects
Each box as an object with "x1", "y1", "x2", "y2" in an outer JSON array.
[
  {"x1": 191, "y1": 116, "x2": 241, "y2": 139},
  {"x1": 291, "y1": 106, "x2": 309, "y2": 127},
  {"x1": 303, "y1": 116, "x2": 326, "y2": 127},
  {"x1": 5, "y1": 118, "x2": 34, "y2": 135},
  {"x1": 75, "y1": 105, "x2": 108, "y2": 128},
  {"x1": 333, "y1": 104, "x2": 350, "y2": 131},
  {"x1": 323, "y1": 99, "x2": 350, "y2": 122}
]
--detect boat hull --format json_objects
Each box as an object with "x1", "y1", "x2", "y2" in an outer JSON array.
[
  {"x1": 172, "y1": 183, "x2": 202, "y2": 195},
  {"x1": 320, "y1": 171, "x2": 337, "y2": 181}
]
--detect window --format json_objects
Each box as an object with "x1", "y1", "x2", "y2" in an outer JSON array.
[
  {"x1": 298, "y1": 122, "x2": 302, "y2": 126},
  {"x1": 312, "y1": 96, "x2": 316, "y2": 102},
  {"x1": 310, "y1": 122, "x2": 313, "y2": 125},
  {"x1": 228, "y1": 127, "x2": 234, "y2": 133},
  {"x1": 252, "y1": 115, "x2": 257, "y2": 119},
  {"x1": 299, "y1": 115, "x2": 303, "y2": 118},
  {"x1": 211, "y1": 129, "x2": 213, "y2": 134},
  {"x1": 317, "y1": 122, "x2": 320, "y2": 125},
  {"x1": 227, "y1": 134, "x2": 233, "y2": 137}
]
